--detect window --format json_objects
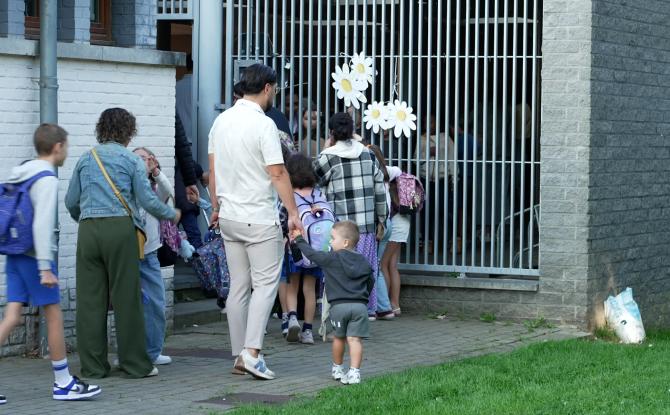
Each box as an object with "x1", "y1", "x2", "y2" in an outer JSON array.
[
  {"x1": 90, "y1": 0, "x2": 112, "y2": 44},
  {"x1": 24, "y1": 0, "x2": 112, "y2": 44},
  {"x1": 24, "y1": 0, "x2": 39, "y2": 39}
]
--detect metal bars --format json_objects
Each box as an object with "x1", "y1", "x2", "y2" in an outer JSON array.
[{"x1": 223, "y1": 0, "x2": 542, "y2": 277}]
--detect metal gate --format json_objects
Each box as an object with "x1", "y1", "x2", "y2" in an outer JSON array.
[{"x1": 221, "y1": 0, "x2": 541, "y2": 277}]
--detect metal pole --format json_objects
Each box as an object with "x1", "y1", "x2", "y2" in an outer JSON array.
[
  {"x1": 225, "y1": 0, "x2": 233, "y2": 107},
  {"x1": 39, "y1": 0, "x2": 59, "y2": 359},
  {"x1": 198, "y1": 0, "x2": 223, "y2": 169}
]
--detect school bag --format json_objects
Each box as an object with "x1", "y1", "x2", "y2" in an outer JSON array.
[
  {"x1": 390, "y1": 172, "x2": 425, "y2": 216},
  {"x1": 0, "y1": 170, "x2": 55, "y2": 255},
  {"x1": 294, "y1": 188, "x2": 336, "y2": 268},
  {"x1": 190, "y1": 228, "x2": 230, "y2": 300}
]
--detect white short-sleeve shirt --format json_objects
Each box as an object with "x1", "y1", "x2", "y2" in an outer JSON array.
[{"x1": 208, "y1": 99, "x2": 284, "y2": 225}]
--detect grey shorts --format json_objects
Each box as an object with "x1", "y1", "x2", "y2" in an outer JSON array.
[{"x1": 329, "y1": 303, "x2": 370, "y2": 339}]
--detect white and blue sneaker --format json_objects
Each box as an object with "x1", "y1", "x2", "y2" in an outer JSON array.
[
  {"x1": 0, "y1": 394, "x2": 6, "y2": 404},
  {"x1": 331, "y1": 364, "x2": 345, "y2": 381},
  {"x1": 239, "y1": 349, "x2": 276, "y2": 380},
  {"x1": 52, "y1": 376, "x2": 102, "y2": 401},
  {"x1": 340, "y1": 369, "x2": 361, "y2": 385}
]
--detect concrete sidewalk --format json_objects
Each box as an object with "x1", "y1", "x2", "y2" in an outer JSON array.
[{"x1": 0, "y1": 313, "x2": 586, "y2": 414}]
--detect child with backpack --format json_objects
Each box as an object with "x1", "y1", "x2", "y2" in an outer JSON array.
[
  {"x1": 282, "y1": 153, "x2": 335, "y2": 344},
  {"x1": 0, "y1": 124, "x2": 101, "y2": 404}
]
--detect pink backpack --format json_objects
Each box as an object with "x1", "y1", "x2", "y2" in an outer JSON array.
[{"x1": 390, "y1": 173, "x2": 425, "y2": 216}]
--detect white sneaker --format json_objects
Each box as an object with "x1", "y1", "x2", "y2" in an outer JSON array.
[
  {"x1": 299, "y1": 329, "x2": 314, "y2": 345},
  {"x1": 286, "y1": 316, "x2": 301, "y2": 342},
  {"x1": 331, "y1": 365, "x2": 345, "y2": 381},
  {"x1": 53, "y1": 376, "x2": 102, "y2": 401},
  {"x1": 145, "y1": 367, "x2": 159, "y2": 377},
  {"x1": 153, "y1": 354, "x2": 172, "y2": 365},
  {"x1": 239, "y1": 349, "x2": 276, "y2": 380},
  {"x1": 341, "y1": 369, "x2": 361, "y2": 385},
  {"x1": 0, "y1": 394, "x2": 6, "y2": 405}
]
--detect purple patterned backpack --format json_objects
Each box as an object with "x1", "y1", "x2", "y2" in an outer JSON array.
[
  {"x1": 391, "y1": 173, "x2": 425, "y2": 216},
  {"x1": 191, "y1": 228, "x2": 230, "y2": 299}
]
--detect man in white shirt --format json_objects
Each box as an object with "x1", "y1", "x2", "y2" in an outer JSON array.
[{"x1": 208, "y1": 64, "x2": 302, "y2": 380}]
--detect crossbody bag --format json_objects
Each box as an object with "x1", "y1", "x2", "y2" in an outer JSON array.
[{"x1": 91, "y1": 148, "x2": 147, "y2": 259}]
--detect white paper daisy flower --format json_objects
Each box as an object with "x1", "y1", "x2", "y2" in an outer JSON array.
[
  {"x1": 331, "y1": 64, "x2": 367, "y2": 109},
  {"x1": 363, "y1": 101, "x2": 390, "y2": 134},
  {"x1": 350, "y1": 52, "x2": 375, "y2": 86},
  {"x1": 386, "y1": 100, "x2": 417, "y2": 138}
]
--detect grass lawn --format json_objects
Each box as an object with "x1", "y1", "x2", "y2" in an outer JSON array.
[{"x1": 227, "y1": 331, "x2": 670, "y2": 415}]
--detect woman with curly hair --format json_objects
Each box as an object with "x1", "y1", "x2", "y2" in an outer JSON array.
[{"x1": 65, "y1": 108, "x2": 180, "y2": 379}]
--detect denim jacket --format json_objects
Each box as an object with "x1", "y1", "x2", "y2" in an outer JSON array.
[{"x1": 65, "y1": 142, "x2": 177, "y2": 232}]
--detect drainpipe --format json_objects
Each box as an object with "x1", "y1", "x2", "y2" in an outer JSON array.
[
  {"x1": 38, "y1": 0, "x2": 58, "y2": 358},
  {"x1": 196, "y1": 0, "x2": 223, "y2": 170}
]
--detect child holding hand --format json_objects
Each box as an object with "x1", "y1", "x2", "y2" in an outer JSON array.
[{"x1": 291, "y1": 221, "x2": 374, "y2": 385}]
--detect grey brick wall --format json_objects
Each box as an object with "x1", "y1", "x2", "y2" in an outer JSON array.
[
  {"x1": 0, "y1": 0, "x2": 25, "y2": 38},
  {"x1": 587, "y1": 0, "x2": 670, "y2": 328},
  {"x1": 112, "y1": 0, "x2": 157, "y2": 48},
  {"x1": 59, "y1": 0, "x2": 90, "y2": 43},
  {"x1": 537, "y1": 0, "x2": 593, "y2": 326}
]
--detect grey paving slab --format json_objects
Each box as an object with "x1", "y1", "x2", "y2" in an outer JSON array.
[{"x1": 0, "y1": 314, "x2": 587, "y2": 414}]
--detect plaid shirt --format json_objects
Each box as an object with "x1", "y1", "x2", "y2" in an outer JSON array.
[{"x1": 313, "y1": 147, "x2": 388, "y2": 234}]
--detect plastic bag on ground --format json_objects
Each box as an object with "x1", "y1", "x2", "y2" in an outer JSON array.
[{"x1": 604, "y1": 287, "x2": 646, "y2": 344}]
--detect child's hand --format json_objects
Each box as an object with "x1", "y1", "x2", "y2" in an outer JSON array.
[
  {"x1": 291, "y1": 228, "x2": 302, "y2": 240},
  {"x1": 40, "y1": 270, "x2": 59, "y2": 288},
  {"x1": 376, "y1": 222, "x2": 385, "y2": 241}
]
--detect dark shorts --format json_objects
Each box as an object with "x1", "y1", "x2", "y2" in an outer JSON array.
[
  {"x1": 280, "y1": 250, "x2": 324, "y2": 282},
  {"x1": 6, "y1": 254, "x2": 60, "y2": 306},
  {"x1": 329, "y1": 302, "x2": 369, "y2": 338}
]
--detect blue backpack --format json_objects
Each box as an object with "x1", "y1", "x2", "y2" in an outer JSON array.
[
  {"x1": 0, "y1": 170, "x2": 55, "y2": 255},
  {"x1": 294, "y1": 189, "x2": 336, "y2": 268}
]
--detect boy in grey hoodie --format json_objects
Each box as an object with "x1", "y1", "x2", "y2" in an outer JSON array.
[
  {"x1": 292, "y1": 220, "x2": 374, "y2": 385},
  {"x1": 0, "y1": 124, "x2": 101, "y2": 405}
]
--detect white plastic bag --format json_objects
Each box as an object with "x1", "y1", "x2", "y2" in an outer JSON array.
[{"x1": 604, "y1": 287, "x2": 646, "y2": 344}]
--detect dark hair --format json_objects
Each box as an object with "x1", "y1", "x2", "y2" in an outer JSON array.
[
  {"x1": 329, "y1": 112, "x2": 354, "y2": 142},
  {"x1": 96, "y1": 108, "x2": 137, "y2": 145},
  {"x1": 33, "y1": 123, "x2": 68, "y2": 156},
  {"x1": 238, "y1": 64, "x2": 277, "y2": 95},
  {"x1": 186, "y1": 53, "x2": 193, "y2": 72},
  {"x1": 286, "y1": 153, "x2": 317, "y2": 189},
  {"x1": 367, "y1": 144, "x2": 389, "y2": 182},
  {"x1": 332, "y1": 220, "x2": 360, "y2": 246},
  {"x1": 281, "y1": 142, "x2": 292, "y2": 164},
  {"x1": 233, "y1": 82, "x2": 244, "y2": 98}
]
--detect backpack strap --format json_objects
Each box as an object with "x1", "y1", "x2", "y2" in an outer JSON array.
[
  {"x1": 17, "y1": 170, "x2": 56, "y2": 192},
  {"x1": 91, "y1": 148, "x2": 133, "y2": 217}
]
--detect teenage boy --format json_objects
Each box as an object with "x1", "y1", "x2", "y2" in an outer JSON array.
[
  {"x1": 291, "y1": 220, "x2": 374, "y2": 385},
  {"x1": 0, "y1": 124, "x2": 101, "y2": 404}
]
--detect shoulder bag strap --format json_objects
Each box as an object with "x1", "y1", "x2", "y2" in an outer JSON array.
[{"x1": 91, "y1": 148, "x2": 132, "y2": 217}]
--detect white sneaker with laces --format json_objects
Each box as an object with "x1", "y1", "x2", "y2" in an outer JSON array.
[
  {"x1": 153, "y1": 354, "x2": 172, "y2": 365},
  {"x1": 299, "y1": 329, "x2": 314, "y2": 345},
  {"x1": 0, "y1": 394, "x2": 6, "y2": 405},
  {"x1": 52, "y1": 376, "x2": 102, "y2": 401},
  {"x1": 340, "y1": 369, "x2": 361, "y2": 385},
  {"x1": 239, "y1": 349, "x2": 276, "y2": 380},
  {"x1": 286, "y1": 316, "x2": 301, "y2": 342},
  {"x1": 145, "y1": 367, "x2": 159, "y2": 377},
  {"x1": 331, "y1": 365, "x2": 345, "y2": 381}
]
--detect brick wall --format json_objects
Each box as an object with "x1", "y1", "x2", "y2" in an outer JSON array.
[
  {"x1": 587, "y1": 0, "x2": 670, "y2": 328},
  {"x1": 0, "y1": 54, "x2": 176, "y2": 356},
  {"x1": 113, "y1": 0, "x2": 158, "y2": 48},
  {"x1": 0, "y1": 0, "x2": 25, "y2": 38}
]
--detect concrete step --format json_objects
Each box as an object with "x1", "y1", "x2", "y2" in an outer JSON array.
[{"x1": 174, "y1": 299, "x2": 225, "y2": 330}]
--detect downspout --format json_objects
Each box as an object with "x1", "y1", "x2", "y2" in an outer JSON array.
[{"x1": 38, "y1": 0, "x2": 59, "y2": 357}]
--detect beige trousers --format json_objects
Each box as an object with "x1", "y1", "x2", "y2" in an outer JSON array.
[{"x1": 220, "y1": 219, "x2": 283, "y2": 356}]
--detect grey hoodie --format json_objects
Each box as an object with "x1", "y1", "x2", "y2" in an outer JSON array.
[
  {"x1": 6, "y1": 160, "x2": 58, "y2": 270},
  {"x1": 294, "y1": 236, "x2": 374, "y2": 306}
]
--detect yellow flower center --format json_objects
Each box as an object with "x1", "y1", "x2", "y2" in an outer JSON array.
[
  {"x1": 372, "y1": 109, "x2": 380, "y2": 119},
  {"x1": 397, "y1": 110, "x2": 407, "y2": 121},
  {"x1": 355, "y1": 63, "x2": 366, "y2": 73},
  {"x1": 341, "y1": 79, "x2": 353, "y2": 93}
]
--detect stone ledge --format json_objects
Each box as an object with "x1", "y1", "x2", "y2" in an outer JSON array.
[
  {"x1": 0, "y1": 38, "x2": 185, "y2": 67},
  {"x1": 401, "y1": 274, "x2": 539, "y2": 292}
]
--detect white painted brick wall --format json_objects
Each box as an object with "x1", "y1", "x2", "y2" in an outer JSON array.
[{"x1": 0, "y1": 54, "x2": 176, "y2": 355}]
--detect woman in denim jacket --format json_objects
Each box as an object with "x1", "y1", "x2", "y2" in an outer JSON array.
[{"x1": 65, "y1": 108, "x2": 180, "y2": 379}]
